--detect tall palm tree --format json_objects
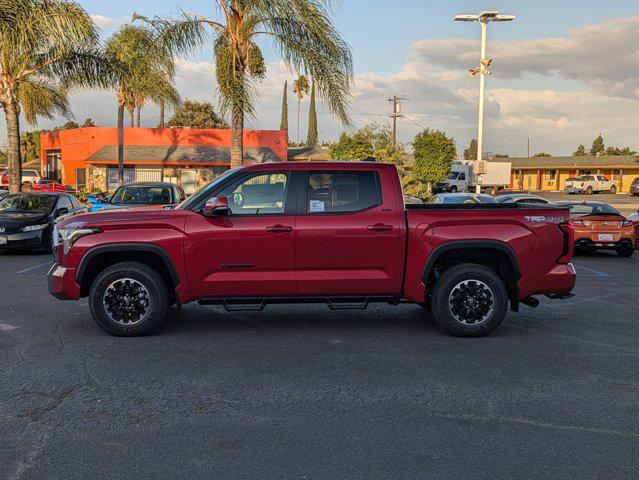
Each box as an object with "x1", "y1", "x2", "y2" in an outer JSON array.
[
  {"x1": 137, "y1": 0, "x2": 353, "y2": 169},
  {"x1": 293, "y1": 75, "x2": 309, "y2": 144},
  {"x1": 105, "y1": 24, "x2": 180, "y2": 184},
  {"x1": 0, "y1": 0, "x2": 112, "y2": 192}
]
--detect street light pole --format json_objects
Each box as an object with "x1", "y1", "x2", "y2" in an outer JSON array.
[
  {"x1": 476, "y1": 20, "x2": 487, "y2": 188},
  {"x1": 454, "y1": 11, "x2": 515, "y2": 193}
]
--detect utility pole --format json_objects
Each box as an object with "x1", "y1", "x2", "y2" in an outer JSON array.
[
  {"x1": 454, "y1": 11, "x2": 515, "y2": 192},
  {"x1": 527, "y1": 137, "x2": 530, "y2": 158},
  {"x1": 387, "y1": 96, "x2": 406, "y2": 150}
]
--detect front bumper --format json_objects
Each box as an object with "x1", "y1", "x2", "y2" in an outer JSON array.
[
  {"x1": 0, "y1": 230, "x2": 45, "y2": 250},
  {"x1": 47, "y1": 263, "x2": 81, "y2": 300}
]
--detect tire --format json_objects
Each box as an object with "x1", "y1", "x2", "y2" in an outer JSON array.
[
  {"x1": 430, "y1": 263, "x2": 508, "y2": 337},
  {"x1": 586, "y1": 186, "x2": 593, "y2": 195},
  {"x1": 617, "y1": 245, "x2": 634, "y2": 257},
  {"x1": 610, "y1": 185, "x2": 617, "y2": 194},
  {"x1": 449, "y1": 186, "x2": 458, "y2": 193},
  {"x1": 89, "y1": 261, "x2": 169, "y2": 336}
]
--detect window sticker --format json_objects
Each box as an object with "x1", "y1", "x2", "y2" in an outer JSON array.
[{"x1": 309, "y1": 200, "x2": 325, "y2": 212}]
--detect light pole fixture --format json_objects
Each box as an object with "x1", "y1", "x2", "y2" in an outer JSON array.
[{"x1": 454, "y1": 10, "x2": 515, "y2": 192}]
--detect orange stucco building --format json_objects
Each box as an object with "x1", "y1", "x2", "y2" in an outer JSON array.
[{"x1": 40, "y1": 127, "x2": 287, "y2": 193}]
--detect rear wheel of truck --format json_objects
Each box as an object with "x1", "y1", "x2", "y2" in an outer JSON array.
[
  {"x1": 89, "y1": 262, "x2": 168, "y2": 336},
  {"x1": 430, "y1": 263, "x2": 508, "y2": 337}
]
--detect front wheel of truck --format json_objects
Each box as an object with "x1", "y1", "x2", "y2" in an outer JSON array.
[
  {"x1": 430, "y1": 263, "x2": 508, "y2": 337},
  {"x1": 89, "y1": 261, "x2": 168, "y2": 336}
]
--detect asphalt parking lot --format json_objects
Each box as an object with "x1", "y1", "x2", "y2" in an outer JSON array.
[{"x1": 2, "y1": 252, "x2": 638, "y2": 479}]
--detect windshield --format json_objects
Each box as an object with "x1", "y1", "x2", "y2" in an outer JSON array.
[
  {"x1": 177, "y1": 168, "x2": 238, "y2": 210},
  {"x1": 0, "y1": 194, "x2": 56, "y2": 213},
  {"x1": 448, "y1": 172, "x2": 459, "y2": 180},
  {"x1": 111, "y1": 186, "x2": 173, "y2": 204},
  {"x1": 568, "y1": 203, "x2": 621, "y2": 215}
]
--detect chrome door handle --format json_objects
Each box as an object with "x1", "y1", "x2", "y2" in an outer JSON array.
[{"x1": 266, "y1": 225, "x2": 293, "y2": 233}]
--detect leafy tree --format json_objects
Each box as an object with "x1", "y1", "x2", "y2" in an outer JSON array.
[
  {"x1": 55, "y1": 120, "x2": 80, "y2": 130},
  {"x1": 494, "y1": 153, "x2": 509, "y2": 158},
  {"x1": 464, "y1": 138, "x2": 478, "y2": 160},
  {"x1": 605, "y1": 146, "x2": 637, "y2": 156},
  {"x1": 589, "y1": 133, "x2": 605, "y2": 156},
  {"x1": 105, "y1": 24, "x2": 180, "y2": 184},
  {"x1": 404, "y1": 128, "x2": 456, "y2": 196},
  {"x1": 328, "y1": 124, "x2": 407, "y2": 166},
  {"x1": 307, "y1": 83, "x2": 318, "y2": 148},
  {"x1": 138, "y1": 0, "x2": 353, "y2": 169},
  {"x1": 82, "y1": 118, "x2": 96, "y2": 127},
  {"x1": 280, "y1": 81, "x2": 288, "y2": 131},
  {"x1": 167, "y1": 100, "x2": 228, "y2": 129},
  {"x1": 329, "y1": 130, "x2": 374, "y2": 161},
  {"x1": 0, "y1": 0, "x2": 112, "y2": 192},
  {"x1": 293, "y1": 75, "x2": 310, "y2": 144},
  {"x1": 0, "y1": 149, "x2": 7, "y2": 166},
  {"x1": 573, "y1": 144, "x2": 587, "y2": 156},
  {"x1": 534, "y1": 152, "x2": 551, "y2": 157},
  {"x1": 20, "y1": 131, "x2": 42, "y2": 163}
]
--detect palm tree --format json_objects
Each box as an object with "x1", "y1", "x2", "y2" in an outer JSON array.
[
  {"x1": 293, "y1": 75, "x2": 310, "y2": 144},
  {"x1": 0, "y1": 0, "x2": 112, "y2": 193},
  {"x1": 137, "y1": 0, "x2": 353, "y2": 169},
  {"x1": 105, "y1": 24, "x2": 180, "y2": 184}
]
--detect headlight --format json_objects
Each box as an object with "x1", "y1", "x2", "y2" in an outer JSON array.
[
  {"x1": 22, "y1": 223, "x2": 47, "y2": 232},
  {"x1": 58, "y1": 227, "x2": 101, "y2": 255}
]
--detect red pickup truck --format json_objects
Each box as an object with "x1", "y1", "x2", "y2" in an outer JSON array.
[{"x1": 48, "y1": 162, "x2": 576, "y2": 337}]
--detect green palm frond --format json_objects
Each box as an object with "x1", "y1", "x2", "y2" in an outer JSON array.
[
  {"x1": 17, "y1": 78, "x2": 71, "y2": 125},
  {"x1": 138, "y1": 0, "x2": 353, "y2": 127}
]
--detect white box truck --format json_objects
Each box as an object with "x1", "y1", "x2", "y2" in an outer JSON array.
[{"x1": 433, "y1": 160, "x2": 511, "y2": 193}]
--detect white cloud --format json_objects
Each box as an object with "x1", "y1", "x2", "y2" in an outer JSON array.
[
  {"x1": 413, "y1": 16, "x2": 639, "y2": 99},
  {"x1": 90, "y1": 14, "x2": 127, "y2": 27}
]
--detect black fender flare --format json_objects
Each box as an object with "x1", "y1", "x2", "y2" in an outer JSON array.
[
  {"x1": 76, "y1": 243, "x2": 180, "y2": 286},
  {"x1": 420, "y1": 240, "x2": 522, "y2": 284}
]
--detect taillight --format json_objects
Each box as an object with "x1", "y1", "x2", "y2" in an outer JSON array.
[
  {"x1": 622, "y1": 220, "x2": 632, "y2": 227},
  {"x1": 572, "y1": 219, "x2": 584, "y2": 226},
  {"x1": 557, "y1": 222, "x2": 574, "y2": 264}
]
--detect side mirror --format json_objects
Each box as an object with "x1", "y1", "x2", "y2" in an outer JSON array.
[
  {"x1": 202, "y1": 196, "x2": 229, "y2": 217},
  {"x1": 55, "y1": 207, "x2": 69, "y2": 217}
]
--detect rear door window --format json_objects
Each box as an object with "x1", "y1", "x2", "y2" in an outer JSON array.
[{"x1": 305, "y1": 171, "x2": 381, "y2": 214}]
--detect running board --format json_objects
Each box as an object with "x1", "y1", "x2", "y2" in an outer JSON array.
[{"x1": 197, "y1": 296, "x2": 397, "y2": 311}]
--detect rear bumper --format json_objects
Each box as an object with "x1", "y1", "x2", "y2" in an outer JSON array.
[
  {"x1": 575, "y1": 237, "x2": 634, "y2": 251},
  {"x1": 47, "y1": 263, "x2": 81, "y2": 300},
  {"x1": 520, "y1": 263, "x2": 576, "y2": 299}
]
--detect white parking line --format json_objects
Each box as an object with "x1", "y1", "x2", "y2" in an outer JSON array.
[
  {"x1": 0, "y1": 324, "x2": 18, "y2": 332},
  {"x1": 573, "y1": 264, "x2": 611, "y2": 277},
  {"x1": 16, "y1": 261, "x2": 52, "y2": 274}
]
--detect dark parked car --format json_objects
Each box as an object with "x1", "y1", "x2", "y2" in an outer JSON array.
[
  {"x1": 496, "y1": 193, "x2": 550, "y2": 205},
  {"x1": 630, "y1": 178, "x2": 639, "y2": 196},
  {"x1": 427, "y1": 193, "x2": 497, "y2": 204},
  {"x1": 88, "y1": 182, "x2": 186, "y2": 212},
  {"x1": 0, "y1": 192, "x2": 88, "y2": 252}
]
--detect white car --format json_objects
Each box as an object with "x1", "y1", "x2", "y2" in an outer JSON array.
[
  {"x1": 0, "y1": 168, "x2": 42, "y2": 189},
  {"x1": 564, "y1": 175, "x2": 617, "y2": 195}
]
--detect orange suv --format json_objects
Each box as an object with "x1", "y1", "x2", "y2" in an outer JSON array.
[{"x1": 553, "y1": 201, "x2": 636, "y2": 257}]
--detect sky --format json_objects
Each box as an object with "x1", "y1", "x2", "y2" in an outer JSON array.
[{"x1": 6, "y1": 0, "x2": 639, "y2": 157}]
